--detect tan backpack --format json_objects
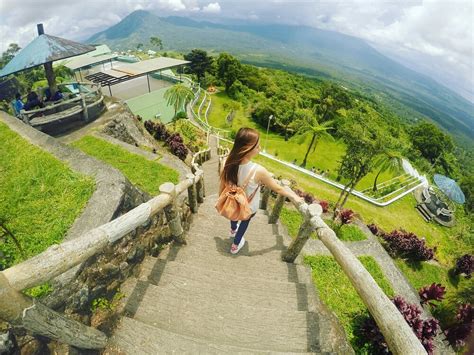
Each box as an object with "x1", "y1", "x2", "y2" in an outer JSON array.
[{"x1": 215, "y1": 166, "x2": 259, "y2": 221}]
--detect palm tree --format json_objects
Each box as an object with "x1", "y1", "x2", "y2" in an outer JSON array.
[
  {"x1": 372, "y1": 150, "x2": 403, "y2": 192},
  {"x1": 164, "y1": 83, "x2": 194, "y2": 119},
  {"x1": 294, "y1": 108, "x2": 334, "y2": 168}
]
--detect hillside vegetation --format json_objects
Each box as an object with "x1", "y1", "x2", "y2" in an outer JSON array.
[{"x1": 87, "y1": 10, "x2": 474, "y2": 147}]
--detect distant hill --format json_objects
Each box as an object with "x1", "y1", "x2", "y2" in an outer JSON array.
[{"x1": 87, "y1": 10, "x2": 474, "y2": 146}]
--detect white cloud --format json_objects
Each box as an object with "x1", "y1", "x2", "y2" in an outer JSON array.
[
  {"x1": 202, "y1": 2, "x2": 221, "y2": 13},
  {"x1": 0, "y1": 0, "x2": 471, "y2": 100}
]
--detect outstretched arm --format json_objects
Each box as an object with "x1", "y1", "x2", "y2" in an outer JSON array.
[{"x1": 256, "y1": 167, "x2": 304, "y2": 205}]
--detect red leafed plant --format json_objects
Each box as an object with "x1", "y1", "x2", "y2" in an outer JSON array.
[
  {"x1": 444, "y1": 303, "x2": 473, "y2": 350},
  {"x1": 381, "y1": 229, "x2": 434, "y2": 261},
  {"x1": 339, "y1": 209, "x2": 354, "y2": 225},
  {"x1": 319, "y1": 200, "x2": 329, "y2": 213},
  {"x1": 361, "y1": 296, "x2": 440, "y2": 354},
  {"x1": 293, "y1": 189, "x2": 315, "y2": 204},
  {"x1": 367, "y1": 223, "x2": 384, "y2": 236},
  {"x1": 453, "y1": 254, "x2": 474, "y2": 279},
  {"x1": 418, "y1": 283, "x2": 446, "y2": 307}
]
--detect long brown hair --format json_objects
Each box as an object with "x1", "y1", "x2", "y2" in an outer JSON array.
[{"x1": 222, "y1": 127, "x2": 260, "y2": 185}]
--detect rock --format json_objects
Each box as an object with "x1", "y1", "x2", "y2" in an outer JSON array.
[
  {"x1": 70, "y1": 286, "x2": 90, "y2": 311},
  {"x1": 19, "y1": 337, "x2": 45, "y2": 355},
  {"x1": 0, "y1": 330, "x2": 17, "y2": 354},
  {"x1": 126, "y1": 246, "x2": 145, "y2": 263}
]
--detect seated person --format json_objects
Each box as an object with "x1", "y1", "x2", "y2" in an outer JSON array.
[
  {"x1": 13, "y1": 92, "x2": 24, "y2": 116},
  {"x1": 44, "y1": 88, "x2": 64, "y2": 102},
  {"x1": 23, "y1": 89, "x2": 44, "y2": 110}
]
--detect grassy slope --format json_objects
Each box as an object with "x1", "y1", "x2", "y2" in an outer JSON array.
[
  {"x1": 71, "y1": 136, "x2": 179, "y2": 195},
  {"x1": 207, "y1": 92, "x2": 396, "y2": 190},
  {"x1": 207, "y1": 91, "x2": 470, "y2": 264},
  {"x1": 256, "y1": 154, "x2": 472, "y2": 265},
  {"x1": 0, "y1": 122, "x2": 95, "y2": 267},
  {"x1": 305, "y1": 255, "x2": 394, "y2": 350}
]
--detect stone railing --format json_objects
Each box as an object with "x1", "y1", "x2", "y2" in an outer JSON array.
[
  {"x1": 0, "y1": 148, "x2": 211, "y2": 350},
  {"x1": 216, "y1": 147, "x2": 426, "y2": 355}
]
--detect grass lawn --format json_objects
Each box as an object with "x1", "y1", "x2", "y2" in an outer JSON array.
[
  {"x1": 255, "y1": 154, "x2": 469, "y2": 265},
  {"x1": 207, "y1": 91, "x2": 397, "y2": 190},
  {"x1": 279, "y1": 205, "x2": 366, "y2": 241},
  {"x1": 0, "y1": 122, "x2": 95, "y2": 268},
  {"x1": 71, "y1": 136, "x2": 179, "y2": 195},
  {"x1": 304, "y1": 255, "x2": 394, "y2": 351}
]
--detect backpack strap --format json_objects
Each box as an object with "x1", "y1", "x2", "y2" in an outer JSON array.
[
  {"x1": 241, "y1": 165, "x2": 259, "y2": 189},
  {"x1": 242, "y1": 165, "x2": 260, "y2": 203}
]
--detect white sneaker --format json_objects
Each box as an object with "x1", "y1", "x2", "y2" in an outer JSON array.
[{"x1": 230, "y1": 237, "x2": 245, "y2": 254}]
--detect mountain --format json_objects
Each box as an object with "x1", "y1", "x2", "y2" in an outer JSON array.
[{"x1": 87, "y1": 10, "x2": 474, "y2": 146}]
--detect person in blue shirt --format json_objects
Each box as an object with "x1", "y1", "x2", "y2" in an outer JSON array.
[
  {"x1": 44, "y1": 87, "x2": 64, "y2": 102},
  {"x1": 13, "y1": 92, "x2": 24, "y2": 116}
]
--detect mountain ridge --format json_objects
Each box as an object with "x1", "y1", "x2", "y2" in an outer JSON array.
[{"x1": 87, "y1": 10, "x2": 474, "y2": 145}]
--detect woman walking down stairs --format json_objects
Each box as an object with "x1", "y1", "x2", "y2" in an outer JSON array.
[{"x1": 107, "y1": 136, "x2": 352, "y2": 354}]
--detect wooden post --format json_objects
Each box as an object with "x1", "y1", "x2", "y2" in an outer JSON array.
[
  {"x1": 196, "y1": 172, "x2": 205, "y2": 203},
  {"x1": 282, "y1": 203, "x2": 320, "y2": 263},
  {"x1": 260, "y1": 186, "x2": 271, "y2": 210},
  {"x1": 0, "y1": 274, "x2": 107, "y2": 349},
  {"x1": 81, "y1": 93, "x2": 89, "y2": 122},
  {"x1": 159, "y1": 183, "x2": 185, "y2": 244},
  {"x1": 269, "y1": 179, "x2": 290, "y2": 224},
  {"x1": 186, "y1": 173, "x2": 198, "y2": 213}
]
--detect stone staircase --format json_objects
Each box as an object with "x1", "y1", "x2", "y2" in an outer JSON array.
[{"x1": 106, "y1": 139, "x2": 352, "y2": 354}]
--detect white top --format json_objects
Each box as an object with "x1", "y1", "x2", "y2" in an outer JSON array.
[{"x1": 237, "y1": 161, "x2": 260, "y2": 213}]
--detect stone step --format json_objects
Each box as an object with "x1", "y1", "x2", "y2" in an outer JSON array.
[
  {"x1": 159, "y1": 244, "x2": 312, "y2": 284},
  {"x1": 138, "y1": 257, "x2": 318, "y2": 312},
  {"x1": 127, "y1": 282, "x2": 321, "y2": 352},
  {"x1": 110, "y1": 317, "x2": 316, "y2": 354}
]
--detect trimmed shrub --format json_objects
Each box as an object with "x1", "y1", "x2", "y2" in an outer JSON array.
[
  {"x1": 166, "y1": 133, "x2": 188, "y2": 161},
  {"x1": 381, "y1": 229, "x2": 434, "y2": 261}
]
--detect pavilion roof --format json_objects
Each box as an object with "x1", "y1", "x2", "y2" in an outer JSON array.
[
  {"x1": 0, "y1": 34, "x2": 95, "y2": 78},
  {"x1": 85, "y1": 57, "x2": 190, "y2": 86}
]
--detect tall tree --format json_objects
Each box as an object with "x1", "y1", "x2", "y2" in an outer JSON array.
[
  {"x1": 409, "y1": 121, "x2": 454, "y2": 173},
  {"x1": 136, "y1": 43, "x2": 143, "y2": 51},
  {"x1": 314, "y1": 82, "x2": 352, "y2": 123},
  {"x1": 149, "y1": 36, "x2": 163, "y2": 50},
  {"x1": 293, "y1": 108, "x2": 334, "y2": 168},
  {"x1": 0, "y1": 43, "x2": 21, "y2": 68},
  {"x1": 184, "y1": 49, "x2": 213, "y2": 84},
  {"x1": 164, "y1": 83, "x2": 194, "y2": 118},
  {"x1": 275, "y1": 93, "x2": 299, "y2": 141},
  {"x1": 217, "y1": 53, "x2": 241, "y2": 92},
  {"x1": 333, "y1": 110, "x2": 385, "y2": 218}
]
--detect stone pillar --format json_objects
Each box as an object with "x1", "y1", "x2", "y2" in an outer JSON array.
[
  {"x1": 159, "y1": 182, "x2": 185, "y2": 244},
  {"x1": 269, "y1": 179, "x2": 290, "y2": 224}
]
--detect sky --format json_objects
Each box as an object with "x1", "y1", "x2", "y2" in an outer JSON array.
[{"x1": 0, "y1": 0, "x2": 473, "y2": 102}]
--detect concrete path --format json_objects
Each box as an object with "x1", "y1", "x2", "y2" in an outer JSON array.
[{"x1": 107, "y1": 145, "x2": 352, "y2": 354}]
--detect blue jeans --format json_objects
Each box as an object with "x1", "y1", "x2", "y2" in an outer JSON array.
[{"x1": 231, "y1": 212, "x2": 256, "y2": 246}]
